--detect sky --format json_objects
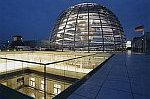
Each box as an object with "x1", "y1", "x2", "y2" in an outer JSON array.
[{"x1": 0, "y1": 0, "x2": 149, "y2": 41}]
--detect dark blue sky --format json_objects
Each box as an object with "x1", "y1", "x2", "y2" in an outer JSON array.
[{"x1": 0, "y1": 0, "x2": 149, "y2": 41}]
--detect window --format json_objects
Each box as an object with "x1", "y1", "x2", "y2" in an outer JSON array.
[
  {"x1": 54, "y1": 83, "x2": 61, "y2": 95},
  {"x1": 41, "y1": 80, "x2": 44, "y2": 90},
  {"x1": 30, "y1": 77, "x2": 35, "y2": 87},
  {"x1": 17, "y1": 77, "x2": 24, "y2": 89}
]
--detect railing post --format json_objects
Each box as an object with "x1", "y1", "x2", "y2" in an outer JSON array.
[{"x1": 44, "y1": 64, "x2": 46, "y2": 99}]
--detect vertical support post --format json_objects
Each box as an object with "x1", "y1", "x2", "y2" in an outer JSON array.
[
  {"x1": 142, "y1": 39, "x2": 144, "y2": 53},
  {"x1": 105, "y1": 13, "x2": 116, "y2": 52},
  {"x1": 143, "y1": 30, "x2": 146, "y2": 53},
  {"x1": 5, "y1": 59, "x2": 7, "y2": 79},
  {"x1": 62, "y1": 10, "x2": 73, "y2": 52},
  {"x1": 121, "y1": 32, "x2": 124, "y2": 53},
  {"x1": 44, "y1": 64, "x2": 46, "y2": 99},
  {"x1": 48, "y1": 35, "x2": 51, "y2": 50},
  {"x1": 74, "y1": 8, "x2": 80, "y2": 52},
  {"x1": 62, "y1": 27, "x2": 65, "y2": 52},
  {"x1": 88, "y1": 6, "x2": 90, "y2": 53},
  {"x1": 111, "y1": 29, "x2": 116, "y2": 52},
  {"x1": 22, "y1": 61, "x2": 23, "y2": 75},
  {"x1": 98, "y1": 11, "x2": 105, "y2": 52}
]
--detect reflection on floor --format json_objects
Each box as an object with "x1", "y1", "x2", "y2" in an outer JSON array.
[{"x1": 0, "y1": 73, "x2": 71, "y2": 99}]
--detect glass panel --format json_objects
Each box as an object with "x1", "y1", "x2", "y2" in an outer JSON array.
[{"x1": 0, "y1": 51, "x2": 111, "y2": 99}]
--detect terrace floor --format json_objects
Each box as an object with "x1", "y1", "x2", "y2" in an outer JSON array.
[{"x1": 66, "y1": 53, "x2": 150, "y2": 99}]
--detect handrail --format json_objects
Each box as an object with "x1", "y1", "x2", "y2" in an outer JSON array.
[{"x1": 0, "y1": 53, "x2": 97, "y2": 66}]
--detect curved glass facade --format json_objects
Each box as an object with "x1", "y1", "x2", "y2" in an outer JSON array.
[{"x1": 51, "y1": 3, "x2": 125, "y2": 52}]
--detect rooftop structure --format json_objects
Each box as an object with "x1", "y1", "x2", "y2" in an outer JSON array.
[
  {"x1": 132, "y1": 32, "x2": 150, "y2": 53},
  {"x1": 51, "y1": 3, "x2": 125, "y2": 52}
]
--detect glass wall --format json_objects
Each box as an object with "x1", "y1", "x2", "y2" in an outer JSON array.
[
  {"x1": 0, "y1": 73, "x2": 71, "y2": 99},
  {"x1": 0, "y1": 51, "x2": 111, "y2": 99}
]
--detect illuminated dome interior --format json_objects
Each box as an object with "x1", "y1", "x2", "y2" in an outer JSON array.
[{"x1": 51, "y1": 3, "x2": 125, "y2": 52}]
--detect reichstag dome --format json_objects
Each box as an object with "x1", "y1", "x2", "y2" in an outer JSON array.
[{"x1": 51, "y1": 3, "x2": 125, "y2": 52}]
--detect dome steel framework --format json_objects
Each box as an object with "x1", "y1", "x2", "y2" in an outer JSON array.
[{"x1": 50, "y1": 3, "x2": 125, "y2": 52}]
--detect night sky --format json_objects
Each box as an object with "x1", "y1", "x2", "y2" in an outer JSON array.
[{"x1": 0, "y1": 0, "x2": 149, "y2": 41}]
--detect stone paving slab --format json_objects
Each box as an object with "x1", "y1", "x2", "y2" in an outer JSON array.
[{"x1": 67, "y1": 53, "x2": 150, "y2": 99}]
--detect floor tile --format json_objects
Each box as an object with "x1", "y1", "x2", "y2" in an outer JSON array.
[
  {"x1": 67, "y1": 94, "x2": 89, "y2": 99},
  {"x1": 74, "y1": 84, "x2": 100, "y2": 98},
  {"x1": 96, "y1": 87, "x2": 133, "y2": 99},
  {"x1": 103, "y1": 80, "x2": 131, "y2": 92}
]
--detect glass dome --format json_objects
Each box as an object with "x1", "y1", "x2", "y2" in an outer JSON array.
[{"x1": 50, "y1": 3, "x2": 125, "y2": 52}]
